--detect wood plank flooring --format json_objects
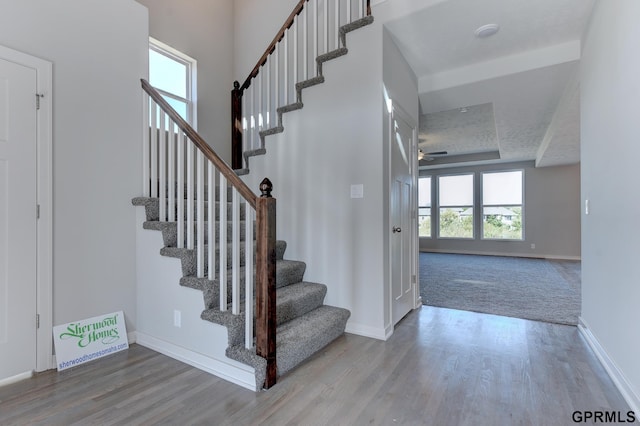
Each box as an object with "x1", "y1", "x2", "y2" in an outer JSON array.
[{"x1": 0, "y1": 306, "x2": 632, "y2": 425}]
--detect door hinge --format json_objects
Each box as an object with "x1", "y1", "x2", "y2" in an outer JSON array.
[
  {"x1": 36, "y1": 204, "x2": 40, "y2": 219},
  {"x1": 36, "y1": 93, "x2": 44, "y2": 110},
  {"x1": 36, "y1": 314, "x2": 40, "y2": 329}
]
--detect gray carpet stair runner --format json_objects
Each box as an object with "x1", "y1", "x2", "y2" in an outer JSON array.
[
  {"x1": 132, "y1": 189, "x2": 350, "y2": 390},
  {"x1": 235, "y1": 15, "x2": 374, "y2": 176}
]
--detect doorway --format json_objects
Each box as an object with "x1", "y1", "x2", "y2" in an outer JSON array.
[{"x1": 0, "y1": 45, "x2": 52, "y2": 383}]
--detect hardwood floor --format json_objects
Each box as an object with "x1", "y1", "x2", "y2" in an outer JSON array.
[{"x1": 0, "y1": 306, "x2": 632, "y2": 425}]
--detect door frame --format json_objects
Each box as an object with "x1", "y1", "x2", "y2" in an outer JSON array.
[
  {"x1": 387, "y1": 98, "x2": 421, "y2": 328},
  {"x1": 0, "y1": 45, "x2": 53, "y2": 374}
]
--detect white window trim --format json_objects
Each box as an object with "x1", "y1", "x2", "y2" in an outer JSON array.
[
  {"x1": 480, "y1": 169, "x2": 525, "y2": 241},
  {"x1": 149, "y1": 37, "x2": 197, "y2": 130}
]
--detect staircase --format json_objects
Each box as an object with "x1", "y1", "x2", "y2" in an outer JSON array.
[
  {"x1": 132, "y1": 188, "x2": 349, "y2": 389},
  {"x1": 133, "y1": 0, "x2": 373, "y2": 390}
]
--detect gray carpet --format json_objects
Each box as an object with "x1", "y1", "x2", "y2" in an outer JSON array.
[{"x1": 420, "y1": 253, "x2": 581, "y2": 325}]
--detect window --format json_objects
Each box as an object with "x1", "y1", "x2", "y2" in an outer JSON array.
[
  {"x1": 149, "y1": 38, "x2": 197, "y2": 127},
  {"x1": 482, "y1": 170, "x2": 523, "y2": 240},
  {"x1": 438, "y1": 174, "x2": 474, "y2": 239},
  {"x1": 418, "y1": 177, "x2": 432, "y2": 237}
]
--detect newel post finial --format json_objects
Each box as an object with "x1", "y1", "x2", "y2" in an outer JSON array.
[
  {"x1": 260, "y1": 178, "x2": 273, "y2": 198},
  {"x1": 233, "y1": 80, "x2": 240, "y2": 90}
]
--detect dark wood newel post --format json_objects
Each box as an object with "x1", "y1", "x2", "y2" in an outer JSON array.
[
  {"x1": 231, "y1": 81, "x2": 243, "y2": 170},
  {"x1": 366, "y1": 0, "x2": 371, "y2": 16},
  {"x1": 255, "y1": 177, "x2": 277, "y2": 388}
]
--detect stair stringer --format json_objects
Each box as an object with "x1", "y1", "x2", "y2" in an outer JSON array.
[
  {"x1": 133, "y1": 205, "x2": 257, "y2": 391},
  {"x1": 237, "y1": 15, "x2": 374, "y2": 175}
]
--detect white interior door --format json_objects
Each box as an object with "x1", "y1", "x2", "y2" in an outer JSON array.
[
  {"x1": 0, "y1": 57, "x2": 38, "y2": 380},
  {"x1": 391, "y1": 113, "x2": 415, "y2": 325}
]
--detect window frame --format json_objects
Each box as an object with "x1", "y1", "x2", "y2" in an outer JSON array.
[
  {"x1": 437, "y1": 173, "x2": 475, "y2": 240},
  {"x1": 149, "y1": 37, "x2": 198, "y2": 129},
  {"x1": 480, "y1": 169, "x2": 525, "y2": 241},
  {"x1": 418, "y1": 176, "x2": 432, "y2": 238}
]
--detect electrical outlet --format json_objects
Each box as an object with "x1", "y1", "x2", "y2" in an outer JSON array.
[
  {"x1": 531, "y1": 243, "x2": 536, "y2": 249},
  {"x1": 174, "y1": 310, "x2": 181, "y2": 328}
]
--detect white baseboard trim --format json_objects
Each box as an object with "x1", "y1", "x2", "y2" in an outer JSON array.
[
  {"x1": 127, "y1": 331, "x2": 137, "y2": 344},
  {"x1": 578, "y1": 317, "x2": 640, "y2": 415},
  {"x1": 135, "y1": 332, "x2": 256, "y2": 391},
  {"x1": 346, "y1": 322, "x2": 391, "y2": 341},
  {"x1": 420, "y1": 248, "x2": 581, "y2": 261},
  {"x1": 0, "y1": 371, "x2": 33, "y2": 387}
]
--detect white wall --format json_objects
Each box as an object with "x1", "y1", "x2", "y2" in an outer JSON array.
[
  {"x1": 233, "y1": 0, "x2": 299, "y2": 80},
  {"x1": 580, "y1": 0, "x2": 640, "y2": 407},
  {"x1": 136, "y1": 0, "x2": 235, "y2": 163},
  {"x1": 420, "y1": 161, "x2": 581, "y2": 259},
  {"x1": 236, "y1": 11, "x2": 388, "y2": 338},
  {"x1": 0, "y1": 0, "x2": 148, "y2": 331}
]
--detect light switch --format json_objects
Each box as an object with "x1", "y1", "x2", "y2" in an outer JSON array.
[{"x1": 350, "y1": 184, "x2": 364, "y2": 199}]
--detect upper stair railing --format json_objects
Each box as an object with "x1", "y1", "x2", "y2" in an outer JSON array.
[
  {"x1": 141, "y1": 79, "x2": 278, "y2": 388},
  {"x1": 231, "y1": 0, "x2": 372, "y2": 170}
]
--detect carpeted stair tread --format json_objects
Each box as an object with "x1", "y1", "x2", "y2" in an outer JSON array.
[
  {"x1": 275, "y1": 305, "x2": 350, "y2": 375},
  {"x1": 296, "y1": 76, "x2": 325, "y2": 91},
  {"x1": 133, "y1": 197, "x2": 247, "y2": 222},
  {"x1": 200, "y1": 281, "x2": 327, "y2": 347},
  {"x1": 277, "y1": 102, "x2": 304, "y2": 114},
  {"x1": 225, "y1": 305, "x2": 350, "y2": 387},
  {"x1": 259, "y1": 126, "x2": 284, "y2": 138},
  {"x1": 244, "y1": 148, "x2": 266, "y2": 159},
  {"x1": 339, "y1": 15, "x2": 375, "y2": 46},
  {"x1": 234, "y1": 168, "x2": 250, "y2": 176},
  {"x1": 143, "y1": 220, "x2": 253, "y2": 247}
]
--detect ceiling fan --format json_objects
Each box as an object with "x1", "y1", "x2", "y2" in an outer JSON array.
[{"x1": 418, "y1": 149, "x2": 448, "y2": 161}]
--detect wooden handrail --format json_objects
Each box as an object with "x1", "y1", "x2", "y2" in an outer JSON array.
[
  {"x1": 142, "y1": 79, "x2": 257, "y2": 209},
  {"x1": 240, "y1": 0, "x2": 307, "y2": 92}
]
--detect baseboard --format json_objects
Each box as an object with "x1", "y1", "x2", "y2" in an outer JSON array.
[
  {"x1": 578, "y1": 317, "x2": 640, "y2": 415},
  {"x1": 135, "y1": 332, "x2": 256, "y2": 391},
  {"x1": 420, "y1": 248, "x2": 581, "y2": 261},
  {"x1": 0, "y1": 371, "x2": 33, "y2": 387},
  {"x1": 346, "y1": 322, "x2": 391, "y2": 341}
]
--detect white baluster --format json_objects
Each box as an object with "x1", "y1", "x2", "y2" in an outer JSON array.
[
  {"x1": 167, "y1": 124, "x2": 175, "y2": 222},
  {"x1": 259, "y1": 65, "x2": 263, "y2": 133},
  {"x1": 266, "y1": 55, "x2": 271, "y2": 128},
  {"x1": 242, "y1": 90, "x2": 248, "y2": 158},
  {"x1": 275, "y1": 44, "x2": 280, "y2": 109},
  {"x1": 284, "y1": 29, "x2": 289, "y2": 104},
  {"x1": 245, "y1": 207, "x2": 254, "y2": 349},
  {"x1": 196, "y1": 150, "x2": 205, "y2": 277},
  {"x1": 304, "y1": 6, "x2": 308, "y2": 79},
  {"x1": 314, "y1": 0, "x2": 319, "y2": 63},
  {"x1": 186, "y1": 142, "x2": 194, "y2": 250},
  {"x1": 208, "y1": 162, "x2": 215, "y2": 281},
  {"x1": 176, "y1": 132, "x2": 184, "y2": 249},
  {"x1": 359, "y1": 0, "x2": 363, "y2": 19},
  {"x1": 324, "y1": 0, "x2": 329, "y2": 54},
  {"x1": 159, "y1": 111, "x2": 166, "y2": 221},
  {"x1": 219, "y1": 173, "x2": 227, "y2": 311},
  {"x1": 150, "y1": 100, "x2": 158, "y2": 198},
  {"x1": 335, "y1": 0, "x2": 340, "y2": 49},
  {"x1": 248, "y1": 83, "x2": 254, "y2": 151},
  {"x1": 293, "y1": 15, "x2": 298, "y2": 87},
  {"x1": 231, "y1": 188, "x2": 240, "y2": 315},
  {"x1": 142, "y1": 93, "x2": 150, "y2": 197}
]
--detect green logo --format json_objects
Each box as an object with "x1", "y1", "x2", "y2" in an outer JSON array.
[{"x1": 59, "y1": 314, "x2": 120, "y2": 348}]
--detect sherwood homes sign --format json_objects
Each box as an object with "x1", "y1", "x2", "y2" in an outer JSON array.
[{"x1": 53, "y1": 311, "x2": 129, "y2": 371}]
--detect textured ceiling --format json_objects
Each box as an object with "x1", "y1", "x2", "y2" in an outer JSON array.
[{"x1": 384, "y1": 0, "x2": 594, "y2": 168}]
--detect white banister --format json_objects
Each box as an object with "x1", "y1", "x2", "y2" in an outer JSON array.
[
  {"x1": 347, "y1": 0, "x2": 351, "y2": 23},
  {"x1": 159, "y1": 111, "x2": 166, "y2": 221},
  {"x1": 150, "y1": 100, "x2": 158, "y2": 198},
  {"x1": 284, "y1": 29, "x2": 289, "y2": 105},
  {"x1": 186, "y1": 142, "x2": 194, "y2": 250},
  {"x1": 293, "y1": 15, "x2": 298, "y2": 85},
  {"x1": 324, "y1": 0, "x2": 328, "y2": 53},
  {"x1": 219, "y1": 173, "x2": 228, "y2": 311},
  {"x1": 258, "y1": 66, "x2": 263, "y2": 131},
  {"x1": 275, "y1": 43, "x2": 279, "y2": 109},
  {"x1": 168, "y1": 128, "x2": 175, "y2": 222},
  {"x1": 314, "y1": 0, "x2": 318, "y2": 70},
  {"x1": 143, "y1": 93, "x2": 150, "y2": 197},
  {"x1": 245, "y1": 207, "x2": 254, "y2": 349},
  {"x1": 304, "y1": 6, "x2": 308, "y2": 79},
  {"x1": 196, "y1": 150, "x2": 205, "y2": 277},
  {"x1": 231, "y1": 188, "x2": 240, "y2": 315},
  {"x1": 359, "y1": 0, "x2": 363, "y2": 19},
  {"x1": 267, "y1": 55, "x2": 271, "y2": 128},
  {"x1": 208, "y1": 162, "x2": 215, "y2": 281},
  {"x1": 335, "y1": 0, "x2": 340, "y2": 49},
  {"x1": 177, "y1": 132, "x2": 185, "y2": 248}
]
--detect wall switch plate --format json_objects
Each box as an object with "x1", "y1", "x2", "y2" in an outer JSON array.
[
  {"x1": 531, "y1": 243, "x2": 536, "y2": 249},
  {"x1": 174, "y1": 310, "x2": 181, "y2": 328},
  {"x1": 350, "y1": 184, "x2": 364, "y2": 199},
  {"x1": 585, "y1": 199, "x2": 590, "y2": 215}
]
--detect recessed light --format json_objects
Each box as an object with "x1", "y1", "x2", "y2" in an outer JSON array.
[{"x1": 475, "y1": 24, "x2": 500, "y2": 39}]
